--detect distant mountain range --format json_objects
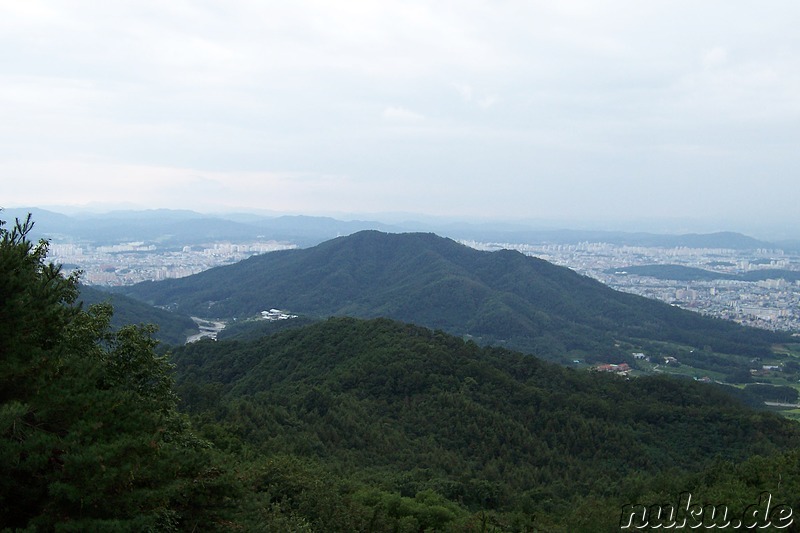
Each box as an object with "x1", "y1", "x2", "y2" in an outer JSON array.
[
  {"x1": 444, "y1": 227, "x2": 779, "y2": 250},
  {"x1": 117, "y1": 230, "x2": 789, "y2": 365},
  {"x1": 1, "y1": 207, "x2": 790, "y2": 250},
  {"x1": 0, "y1": 207, "x2": 400, "y2": 247}
]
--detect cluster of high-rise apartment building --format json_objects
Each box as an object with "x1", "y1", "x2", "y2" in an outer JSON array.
[{"x1": 48, "y1": 240, "x2": 296, "y2": 286}]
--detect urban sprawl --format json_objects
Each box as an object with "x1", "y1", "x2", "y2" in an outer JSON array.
[{"x1": 51, "y1": 238, "x2": 800, "y2": 333}]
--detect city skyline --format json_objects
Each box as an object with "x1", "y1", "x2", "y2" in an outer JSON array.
[{"x1": 2, "y1": 2, "x2": 799, "y2": 232}]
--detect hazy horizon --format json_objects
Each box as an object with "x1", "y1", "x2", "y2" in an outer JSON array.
[
  {"x1": 2, "y1": 2, "x2": 799, "y2": 234},
  {"x1": 3, "y1": 202, "x2": 799, "y2": 241}
]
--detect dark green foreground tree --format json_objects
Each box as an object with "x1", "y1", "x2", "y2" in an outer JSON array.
[{"x1": 0, "y1": 215, "x2": 233, "y2": 531}]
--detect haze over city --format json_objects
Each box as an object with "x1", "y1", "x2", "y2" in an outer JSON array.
[{"x1": 2, "y1": 1, "x2": 799, "y2": 236}]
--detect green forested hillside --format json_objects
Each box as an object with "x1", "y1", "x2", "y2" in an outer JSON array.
[
  {"x1": 77, "y1": 284, "x2": 198, "y2": 345},
  {"x1": 216, "y1": 314, "x2": 318, "y2": 342},
  {"x1": 120, "y1": 231, "x2": 789, "y2": 364},
  {"x1": 171, "y1": 317, "x2": 800, "y2": 530}
]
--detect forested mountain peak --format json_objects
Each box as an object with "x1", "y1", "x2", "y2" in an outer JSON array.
[
  {"x1": 120, "y1": 230, "x2": 788, "y2": 365},
  {"x1": 310, "y1": 229, "x2": 476, "y2": 261}
]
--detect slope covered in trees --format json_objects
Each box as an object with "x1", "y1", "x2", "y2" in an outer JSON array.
[
  {"x1": 77, "y1": 284, "x2": 198, "y2": 345},
  {"x1": 120, "y1": 230, "x2": 789, "y2": 362},
  {"x1": 171, "y1": 317, "x2": 800, "y2": 530}
]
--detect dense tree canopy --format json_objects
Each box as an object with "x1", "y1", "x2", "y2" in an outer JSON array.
[
  {"x1": 171, "y1": 317, "x2": 800, "y2": 530},
  {"x1": 0, "y1": 215, "x2": 232, "y2": 531}
]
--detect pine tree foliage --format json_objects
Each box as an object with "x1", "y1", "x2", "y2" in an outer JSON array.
[
  {"x1": 0, "y1": 215, "x2": 233, "y2": 531},
  {"x1": 171, "y1": 317, "x2": 800, "y2": 529}
]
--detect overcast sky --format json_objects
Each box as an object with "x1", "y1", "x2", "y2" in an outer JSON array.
[{"x1": 2, "y1": 1, "x2": 798, "y2": 232}]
